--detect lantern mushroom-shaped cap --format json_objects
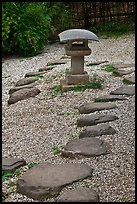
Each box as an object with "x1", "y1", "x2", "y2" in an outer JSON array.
[{"x1": 59, "y1": 29, "x2": 99, "y2": 42}]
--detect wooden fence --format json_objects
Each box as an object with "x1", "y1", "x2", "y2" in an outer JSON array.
[{"x1": 68, "y1": 2, "x2": 135, "y2": 28}]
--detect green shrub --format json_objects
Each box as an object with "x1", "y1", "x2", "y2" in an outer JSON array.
[{"x1": 2, "y1": 2, "x2": 51, "y2": 57}]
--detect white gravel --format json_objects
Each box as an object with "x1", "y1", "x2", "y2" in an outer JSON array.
[{"x1": 2, "y1": 34, "x2": 135, "y2": 202}]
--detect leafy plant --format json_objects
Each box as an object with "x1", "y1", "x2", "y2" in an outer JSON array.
[
  {"x1": 27, "y1": 162, "x2": 38, "y2": 169},
  {"x1": 101, "y1": 64, "x2": 116, "y2": 72},
  {"x1": 51, "y1": 85, "x2": 63, "y2": 97},
  {"x1": 52, "y1": 146, "x2": 62, "y2": 155}
]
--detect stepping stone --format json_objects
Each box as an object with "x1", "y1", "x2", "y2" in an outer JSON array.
[
  {"x1": 77, "y1": 102, "x2": 117, "y2": 114},
  {"x1": 113, "y1": 68, "x2": 134, "y2": 76},
  {"x1": 17, "y1": 163, "x2": 92, "y2": 200},
  {"x1": 110, "y1": 85, "x2": 135, "y2": 95},
  {"x1": 123, "y1": 73, "x2": 135, "y2": 84},
  {"x1": 60, "y1": 55, "x2": 71, "y2": 59},
  {"x1": 77, "y1": 114, "x2": 118, "y2": 127},
  {"x1": 94, "y1": 94, "x2": 127, "y2": 102},
  {"x1": 79, "y1": 123, "x2": 116, "y2": 138},
  {"x1": 2, "y1": 157, "x2": 26, "y2": 172},
  {"x1": 9, "y1": 84, "x2": 36, "y2": 95},
  {"x1": 61, "y1": 137, "x2": 110, "y2": 158},
  {"x1": 86, "y1": 60, "x2": 108, "y2": 66},
  {"x1": 38, "y1": 66, "x2": 55, "y2": 72},
  {"x1": 112, "y1": 63, "x2": 135, "y2": 69},
  {"x1": 15, "y1": 77, "x2": 38, "y2": 86},
  {"x1": 25, "y1": 71, "x2": 47, "y2": 77},
  {"x1": 47, "y1": 59, "x2": 68, "y2": 66},
  {"x1": 55, "y1": 186, "x2": 99, "y2": 202},
  {"x1": 8, "y1": 87, "x2": 41, "y2": 105}
]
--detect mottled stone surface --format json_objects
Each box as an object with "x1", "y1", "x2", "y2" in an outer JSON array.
[
  {"x1": 86, "y1": 60, "x2": 108, "y2": 66},
  {"x1": 94, "y1": 95, "x2": 127, "y2": 102},
  {"x1": 8, "y1": 88, "x2": 40, "y2": 105},
  {"x1": 112, "y1": 63, "x2": 135, "y2": 69},
  {"x1": 25, "y1": 71, "x2": 47, "y2": 77},
  {"x1": 38, "y1": 66, "x2": 55, "y2": 72},
  {"x1": 15, "y1": 77, "x2": 38, "y2": 86},
  {"x1": 9, "y1": 84, "x2": 36, "y2": 95},
  {"x1": 2, "y1": 157, "x2": 26, "y2": 172},
  {"x1": 110, "y1": 85, "x2": 135, "y2": 95},
  {"x1": 62, "y1": 137, "x2": 110, "y2": 158},
  {"x1": 123, "y1": 73, "x2": 135, "y2": 84},
  {"x1": 79, "y1": 123, "x2": 116, "y2": 138},
  {"x1": 17, "y1": 163, "x2": 92, "y2": 200},
  {"x1": 56, "y1": 187, "x2": 99, "y2": 202},
  {"x1": 77, "y1": 102, "x2": 117, "y2": 114},
  {"x1": 47, "y1": 59, "x2": 68, "y2": 66},
  {"x1": 113, "y1": 68, "x2": 135, "y2": 76},
  {"x1": 77, "y1": 114, "x2": 118, "y2": 127}
]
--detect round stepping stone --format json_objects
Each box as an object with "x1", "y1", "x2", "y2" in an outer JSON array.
[
  {"x1": 77, "y1": 114, "x2": 118, "y2": 127},
  {"x1": 9, "y1": 84, "x2": 36, "y2": 95},
  {"x1": 86, "y1": 60, "x2": 108, "y2": 66},
  {"x1": 79, "y1": 123, "x2": 116, "y2": 138},
  {"x1": 2, "y1": 157, "x2": 26, "y2": 172},
  {"x1": 47, "y1": 59, "x2": 68, "y2": 66},
  {"x1": 62, "y1": 137, "x2": 110, "y2": 158},
  {"x1": 110, "y1": 85, "x2": 135, "y2": 95},
  {"x1": 77, "y1": 102, "x2": 117, "y2": 114},
  {"x1": 8, "y1": 87, "x2": 41, "y2": 105},
  {"x1": 38, "y1": 66, "x2": 55, "y2": 72},
  {"x1": 25, "y1": 71, "x2": 47, "y2": 77},
  {"x1": 17, "y1": 163, "x2": 92, "y2": 200},
  {"x1": 55, "y1": 186, "x2": 99, "y2": 202},
  {"x1": 113, "y1": 68, "x2": 134, "y2": 76},
  {"x1": 94, "y1": 95, "x2": 127, "y2": 102},
  {"x1": 123, "y1": 74, "x2": 135, "y2": 84},
  {"x1": 15, "y1": 77, "x2": 38, "y2": 86},
  {"x1": 112, "y1": 63, "x2": 135, "y2": 69}
]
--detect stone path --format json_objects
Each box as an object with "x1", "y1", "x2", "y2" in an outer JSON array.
[{"x1": 4, "y1": 61, "x2": 135, "y2": 201}]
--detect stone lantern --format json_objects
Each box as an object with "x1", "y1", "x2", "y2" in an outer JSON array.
[{"x1": 59, "y1": 29, "x2": 99, "y2": 92}]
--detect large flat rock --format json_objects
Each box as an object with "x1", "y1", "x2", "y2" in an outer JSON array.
[
  {"x1": 113, "y1": 68, "x2": 134, "y2": 76},
  {"x1": 77, "y1": 114, "x2": 118, "y2": 127},
  {"x1": 94, "y1": 94, "x2": 127, "y2": 102},
  {"x1": 15, "y1": 77, "x2": 38, "y2": 86},
  {"x1": 79, "y1": 123, "x2": 116, "y2": 138},
  {"x1": 17, "y1": 163, "x2": 92, "y2": 200},
  {"x1": 110, "y1": 85, "x2": 135, "y2": 95},
  {"x1": 25, "y1": 71, "x2": 47, "y2": 77},
  {"x1": 47, "y1": 59, "x2": 68, "y2": 66},
  {"x1": 39, "y1": 66, "x2": 55, "y2": 72},
  {"x1": 86, "y1": 60, "x2": 108, "y2": 66},
  {"x1": 77, "y1": 102, "x2": 117, "y2": 114},
  {"x1": 8, "y1": 87, "x2": 40, "y2": 105},
  {"x1": 9, "y1": 84, "x2": 36, "y2": 95},
  {"x1": 112, "y1": 63, "x2": 135, "y2": 69},
  {"x1": 56, "y1": 187, "x2": 99, "y2": 202},
  {"x1": 62, "y1": 137, "x2": 110, "y2": 158},
  {"x1": 2, "y1": 157, "x2": 26, "y2": 172},
  {"x1": 123, "y1": 73, "x2": 135, "y2": 84}
]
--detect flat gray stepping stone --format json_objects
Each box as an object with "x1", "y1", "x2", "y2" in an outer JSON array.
[
  {"x1": 123, "y1": 73, "x2": 135, "y2": 84},
  {"x1": 112, "y1": 63, "x2": 135, "y2": 69},
  {"x1": 25, "y1": 71, "x2": 47, "y2": 77},
  {"x1": 55, "y1": 186, "x2": 99, "y2": 202},
  {"x1": 47, "y1": 59, "x2": 68, "y2": 66},
  {"x1": 77, "y1": 114, "x2": 118, "y2": 127},
  {"x1": 38, "y1": 66, "x2": 55, "y2": 72},
  {"x1": 77, "y1": 102, "x2": 117, "y2": 114},
  {"x1": 62, "y1": 137, "x2": 110, "y2": 158},
  {"x1": 17, "y1": 163, "x2": 92, "y2": 200},
  {"x1": 9, "y1": 84, "x2": 36, "y2": 95},
  {"x1": 79, "y1": 123, "x2": 116, "y2": 138},
  {"x1": 2, "y1": 157, "x2": 26, "y2": 172},
  {"x1": 15, "y1": 77, "x2": 38, "y2": 86},
  {"x1": 8, "y1": 87, "x2": 41, "y2": 105},
  {"x1": 110, "y1": 85, "x2": 135, "y2": 95},
  {"x1": 113, "y1": 68, "x2": 134, "y2": 76},
  {"x1": 86, "y1": 60, "x2": 108, "y2": 66},
  {"x1": 94, "y1": 94, "x2": 127, "y2": 102},
  {"x1": 60, "y1": 55, "x2": 71, "y2": 59}
]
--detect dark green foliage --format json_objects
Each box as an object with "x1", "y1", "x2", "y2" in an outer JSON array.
[{"x1": 2, "y1": 2, "x2": 73, "y2": 57}]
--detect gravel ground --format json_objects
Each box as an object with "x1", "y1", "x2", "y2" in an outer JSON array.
[{"x1": 2, "y1": 34, "x2": 135, "y2": 202}]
